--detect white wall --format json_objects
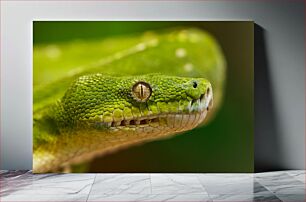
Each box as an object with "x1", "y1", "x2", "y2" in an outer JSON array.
[{"x1": 1, "y1": 0, "x2": 304, "y2": 170}]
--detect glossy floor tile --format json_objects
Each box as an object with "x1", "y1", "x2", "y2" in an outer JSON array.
[
  {"x1": 1, "y1": 171, "x2": 95, "y2": 196},
  {"x1": 90, "y1": 174, "x2": 151, "y2": 195},
  {"x1": 150, "y1": 174, "x2": 208, "y2": 195},
  {"x1": 87, "y1": 194, "x2": 211, "y2": 202},
  {"x1": 1, "y1": 194, "x2": 88, "y2": 202},
  {"x1": 255, "y1": 172, "x2": 305, "y2": 195},
  {"x1": 198, "y1": 173, "x2": 254, "y2": 195},
  {"x1": 0, "y1": 170, "x2": 305, "y2": 201},
  {"x1": 286, "y1": 170, "x2": 306, "y2": 183}
]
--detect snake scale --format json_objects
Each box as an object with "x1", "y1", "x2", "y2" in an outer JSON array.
[{"x1": 33, "y1": 28, "x2": 226, "y2": 173}]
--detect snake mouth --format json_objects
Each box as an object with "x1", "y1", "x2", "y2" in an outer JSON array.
[{"x1": 106, "y1": 86, "x2": 213, "y2": 132}]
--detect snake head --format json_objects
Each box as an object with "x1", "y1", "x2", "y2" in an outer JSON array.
[{"x1": 56, "y1": 73, "x2": 213, "y2": 138}]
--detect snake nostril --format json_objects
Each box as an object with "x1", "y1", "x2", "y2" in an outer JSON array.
[{"x1": 193, "y1": 81, "x2": 198, "y2": 88}]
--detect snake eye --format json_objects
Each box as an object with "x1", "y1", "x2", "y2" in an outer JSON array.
[{"x1": 132, "y1": 81, "x2": 152, "y2": 102}]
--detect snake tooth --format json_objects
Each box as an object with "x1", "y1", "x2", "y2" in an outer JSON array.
[
  {"x1": 114, "y1": 121, "x2": 121, "y2": 127},
  {"x1": 123, "y1": 120, "x2": 130, "y2": 126}
]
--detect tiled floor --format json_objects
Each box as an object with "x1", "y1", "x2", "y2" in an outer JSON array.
[{"x1": 0, "y1": 170, "x2": 305, "y2": 201}]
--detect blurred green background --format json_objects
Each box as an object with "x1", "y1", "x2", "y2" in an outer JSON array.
[{"x1": 34, "y1": 21, "x2": 253, "y2": 172}]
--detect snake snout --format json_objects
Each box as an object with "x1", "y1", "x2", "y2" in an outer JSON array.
[
  {"x1": 189, "y1": 85, "x2": 213, "y2": 113},
  {"x1": 186, "y1": 78, "x2": 211, "y2": 99}
]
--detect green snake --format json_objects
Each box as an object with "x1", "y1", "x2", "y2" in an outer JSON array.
[{"x1": 33, "y1": 28, "x2": 226, "y2": 173}]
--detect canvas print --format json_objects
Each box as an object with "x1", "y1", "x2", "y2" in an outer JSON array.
[{"x1": 33, "y1": 21, "x2": 253, "y2": 173}]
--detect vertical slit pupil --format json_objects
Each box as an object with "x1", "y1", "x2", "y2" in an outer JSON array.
[
  {"x1": 140, "y1": 84, "x2": 144, "y2": 98},
  {"x1": 193, "y1": 81, "x2": 198, "y2": 88}
]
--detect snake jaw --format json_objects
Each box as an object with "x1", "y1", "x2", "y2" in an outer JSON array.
[{"x1": 103, "y1": 85, "x2": 213, "y2": 134}]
